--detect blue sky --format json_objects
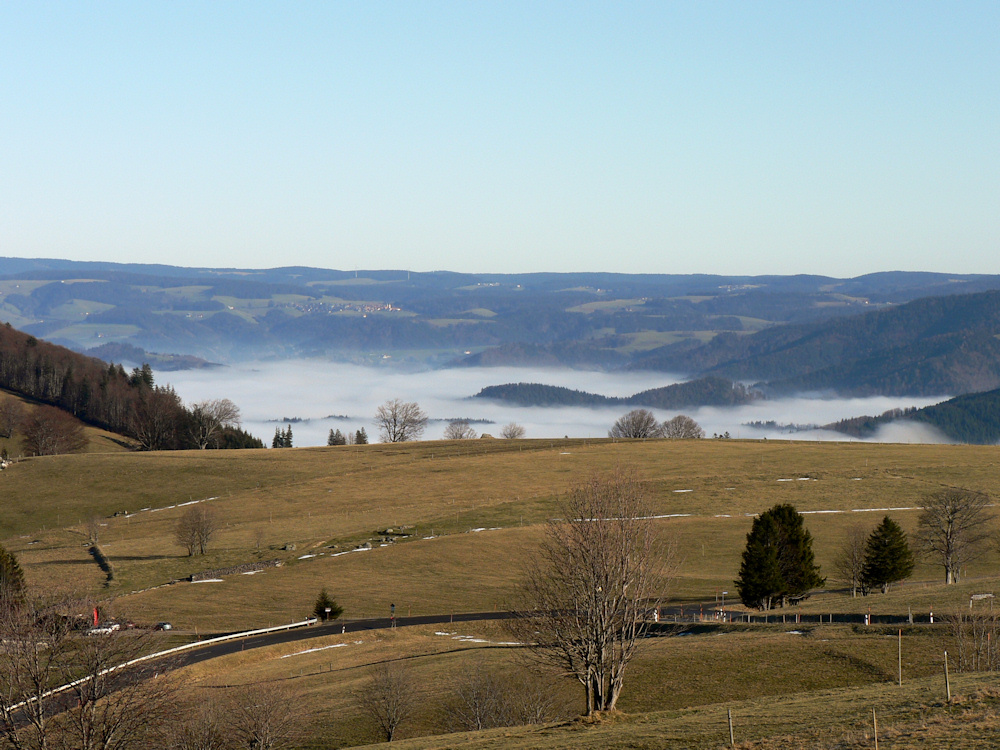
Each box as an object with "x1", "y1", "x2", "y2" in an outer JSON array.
[{"x1": 1, "y1": 2, "x2": 997, "y2": 276}]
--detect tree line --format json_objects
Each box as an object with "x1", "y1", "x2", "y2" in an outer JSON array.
[{"x1": 0, "y1": 322, "x2": 261, "y2": 454}]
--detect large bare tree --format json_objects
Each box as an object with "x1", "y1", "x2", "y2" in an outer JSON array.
[
  {"x1": 374, "y1": 399, "x2": 427, "y2": 443},
  {"x1": 20, "y1": 405, "x2": 87, "y2": 456},
  {"x1": 189, "y1": 399, "x2": 241, "y2": 449},
  {"x1": 917, "y1": 488, "x2": 994, "y2": 584},
  {"x1": 357, "y1": 662, "x2": 415, "y2": 743},
  {"x1": 661, "y1": 414, "x2": 705, "y2": 439},
  {"x1": 508, "y1": 467, "x2": 673, "y2": 716},
  {"x1": 499, "y1": 423, "x2": 526, "y2": 439},
  {"x1": 608, "y1": 409, "x2": 663, "y2": 439}
]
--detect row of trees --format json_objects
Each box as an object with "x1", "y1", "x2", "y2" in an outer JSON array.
[
  {"x1": 372, "y1": 399, "x2": 526, "y2": 443},
  {"x1": 327, "y1": 427, "x2": 368, "y2": 445},
  {"x1": 738, "y1": 488, "x2": 995, "y2": 610},
  {"x1": 608, "y1": 408, "x2": 704, "y2": 439}
]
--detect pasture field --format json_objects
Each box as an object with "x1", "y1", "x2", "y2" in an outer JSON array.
[
  {"x1": 168, "y1": 619, "x2": 973, "y2": 749},
  {"x1": 4, "y1": 438, "x2": 1000, "y2": 630}
]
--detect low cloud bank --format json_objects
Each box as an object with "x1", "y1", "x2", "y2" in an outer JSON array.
[{"x1": 161, "y1": 361, "x2": 951, "y2": 447}]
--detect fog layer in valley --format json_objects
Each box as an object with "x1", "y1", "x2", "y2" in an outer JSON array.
[{"x1": 162, "y1": 360, "x2": 952, "y2": 447}]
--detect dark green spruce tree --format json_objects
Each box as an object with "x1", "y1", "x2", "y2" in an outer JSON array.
[
  {"x1": 0, "y1": 543, "x2": 26, "y2": 603},
  {"x1": 355, "y1": 427, "x2": 368, "y2": 445},
  {"x1": 735, "y1": 504, "x2": 825, "y2": 610},
  {"x1": 313, "y1": 588, "x2": 344, "y2": 621},
  {"x1": 860, "y1": 516, "x2": 915, "y2": 594}
]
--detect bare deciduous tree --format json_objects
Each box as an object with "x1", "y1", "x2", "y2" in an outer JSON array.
[
  {"x1": 443, "y1": 419, "x2": 478, "y2": 440},
  {"x1": 661, "y1": 414, "x2": 705, "y2": 439},
  {"x1": 20, "y1": 405, "x2": 88, "y2": 456},
  {"x1": 917, "y1": 489, "x2": 993, "y2": 584},
  {"x1": 223, "y1": 683, "x2": 303, "y2": 750},
  {"x1": 374, "y1": 399, "x2": 428, "y2": 443},
  {"x1": 444, "y1": 663, "x2": 565, "y2": 731},
  {"x1": 63, "y1": 625, "x2": 180, "y2": 750},
  {"x1": 165, "y1": 699, "x2": 228, "y2": 750},
  {"x1": 608, "y1": 409, "x2": 663, "y2": 439},
  {"x1": 0, "y1": 595, "x2": 73, "y2": 749},
  {"x1": 358, "y1": 662, "x2": 415, "y2": 743},
  {"x1": 499, "y1": 423, "x2": 526, "y2": 440},
  {"x1": 0, "y1": 396, "x2": 25, "y2": 438},
  {"x1": 507, "y1": 466, "x2": 673, "y2": 716},
  {"x1": 189, "y1": 398, "x2": 241, "y2": 449},
  {"x1": 834, "y1": 523, "x2": 869, "y2": 597},
  {"x1": 0, "y1": 596, "x2": 177, "y2": 750},
  {"x1": 175, "y1": 505, "x2": 218, "y2": 556}
]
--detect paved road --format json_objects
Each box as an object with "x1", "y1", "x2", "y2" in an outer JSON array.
[{"x1": 168, "y1": 610, "x2": 517, "y2": 669}]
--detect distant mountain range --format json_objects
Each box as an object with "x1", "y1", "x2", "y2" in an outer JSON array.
[{"x1": 3, "y1": 258, "x2": 1000, "y2": 402}]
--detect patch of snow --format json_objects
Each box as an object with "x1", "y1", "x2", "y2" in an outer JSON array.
[
  {"x1": 329, "y1": 547, "x2": 371, "y2": 558},
  {"x1": 192, "y1": 578, "x2": 223, "y2": 583},
  {"x1": 280, "y1": 643, "x2": 349, "y2": 659},
  {"x1": 786, "y1": 630, "x2": 805, "y2": 635},
  {"x1": 673, "y1": 489, "x2": 693, "y2": 493},
  {"x1": 298, "y1": 554, "x2": 316, "y2": 559}
]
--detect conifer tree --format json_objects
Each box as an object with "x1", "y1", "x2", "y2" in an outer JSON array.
[
  {"x1": 355, "y1": 427, "x2": 368, "y2": 445},
  {"x1": 313, "y1": 588, "x2": 344, "y2": 621},
  {"x1": 284, "y1": 425, "x2": 293, "y2": 448},
  {"x1": 0, "y1": 543, "x2": 26, "y2": 603},
  {"x1": 272, "y1": 427, "x2": 282, "y2": 448},
  {"x1": 735, "y1": 504, "x2": 824, "y2": 610},
  {"x1": 861, "y1": 516, "x2": 915, "y2": 594}
]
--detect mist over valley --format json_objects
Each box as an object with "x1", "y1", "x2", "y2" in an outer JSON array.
[{"x1": 161, "y1": 361, "x2": 953, "y2": 447}]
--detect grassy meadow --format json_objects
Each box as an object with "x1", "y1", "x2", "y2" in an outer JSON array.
[{"x1": 5, "y1": 437, "x2": 1000, "y2": 629}]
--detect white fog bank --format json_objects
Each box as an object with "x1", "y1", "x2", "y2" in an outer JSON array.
[{"x1": 160, "y1": 360, "x2": 954, "y2": 447}]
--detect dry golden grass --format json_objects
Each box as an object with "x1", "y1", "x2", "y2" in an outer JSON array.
[{"x1": 4, "y1": 438, "x2": 1000, "y2": 630}]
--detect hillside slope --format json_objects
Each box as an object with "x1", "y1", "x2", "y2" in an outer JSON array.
[{"x1": 634, "y1": 290, "x2": 1000, "y2": 396}]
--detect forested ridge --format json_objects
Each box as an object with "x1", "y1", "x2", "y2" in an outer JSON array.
[
  {"x1": 474, "y1": 376, "x2": 760, "y2": 409},
  {"x1": 826, "y1": 389, "x2": 1000, "y2": 444},
  {"x1": 0, "y1": 322, "x2": 260, "y2": 451}
]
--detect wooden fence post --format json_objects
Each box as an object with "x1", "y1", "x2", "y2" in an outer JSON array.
[{"x1": 944, "y1": 650, "x2": 951, "y2": 702}]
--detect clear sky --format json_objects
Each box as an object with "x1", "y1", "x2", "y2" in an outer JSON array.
[{"x1": 1, "y1": 2, "x2": 997, "y2": 276}]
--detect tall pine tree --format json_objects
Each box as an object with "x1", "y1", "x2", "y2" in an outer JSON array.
[
  {"x1": 861, "y1": 516, "x2": 915, "y2": 594},
  {"x1": 0, "y1": 543, "x2": 26, "y2": 603},
  {"x1": 736, "y1": 504, "x2": 824, "y2": 610}
]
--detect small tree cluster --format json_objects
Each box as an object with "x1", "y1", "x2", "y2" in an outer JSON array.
[
  {"x1": 327, "y1": 429, "x2": 346, "y2": 446},
  {"x1": 735, "y1": 504, "x2": 824, "y2": 610},
  {"x1": 20, "y1": 405, "x2": 88, "y2": 456},
  {"x1": 272, "y1": 425, "x2": 293, "y2": 448},
  {"x1": 355, "y1": 427, "x2": 369, "y2": 445},
  {"x1": 608, "y1": 409, "x2": 704, "y2": 439},
  {"x1": 176, "y1": 505, "x2": 218, "y2": 556}
]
